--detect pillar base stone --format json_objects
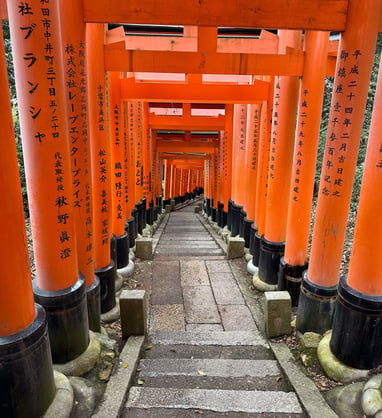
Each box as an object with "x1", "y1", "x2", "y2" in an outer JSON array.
[
  {"x1": 53, "y1": 331, "x2": 101, "y2": 377},
  {"x1": 0, "y1": 304, "x2": 56, "y2": 418},
  {"x1": 101, "y1": 298, "x2": 120, "y2": 323},
  {"x1": 117, "y1": 259, "x2": 135, "y2": 278},
  {"x1": 330, "y1": 275, "x2": 382, "y2": 369},
  {"x1": 244, "y1": 248, "x2": 252, "y2": 262},
  {"x1": 227, "y1": 236, "x2": 245, "y2": 259},
  {"x1": 247, "y1": 259, "x2": 258, "y2": 275},
  {"x1": 296, "y1": 272, "x2": 337, "y2": 334},
  {"x1": 252, "y1": 272, "x2": 278, "y2": 292},
  {"x1": 43, "y1": 371, "x2": 74, "y2": 418},
  {"x1": 86, "y1": 276, "x2": 101, "y2": 333},
  {"x1": 317, "y1": 332, "x2": 369, "y2": 383},
  {"x1": 115, "y1": 272, "x2": 123, "y2": 292}
]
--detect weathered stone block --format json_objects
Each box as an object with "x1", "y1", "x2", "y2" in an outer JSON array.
[
  {"x1": 135, "y1": 237, "x2": 152, "y2": 260},
  {"x1": 227, "y1": 236, "x2": 245, "y2": 259},
  {"x1": 170, "y1": 199, "x2": 176, "y2": 211},
  {"x1": 120, "y1": 290, "x2": 147, "y2": 337},
  {"x1": 264, "y1": 291, "x2": 291, "y2": 338},
  {"x1": 165, "y1": 204, "x2": 171, "y2": 214}
]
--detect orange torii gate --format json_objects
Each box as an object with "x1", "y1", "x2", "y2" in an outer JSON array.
[{"x1": 4, "y1": 0, "x2": 382, "y2": 415}]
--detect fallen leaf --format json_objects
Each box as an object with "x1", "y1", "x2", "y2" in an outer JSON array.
[
  {"x1": 198, "y1": 370, "x2": 206, "y2": 376},
  {"x1": 123, "y1": 363, "x2": 129, "y2": 368},
  {"x1": 170, "y1": 348, "x2": 177, "y2": 353},
  {"x1": 137, "y1": 378, "x2": 145, "y2": 385},
  {"x1": 145, "y1": 343, "x2": 154, "y2": 350},
  {"x1": 275, "y1": 376, "x2": 282, "y2": 382}
]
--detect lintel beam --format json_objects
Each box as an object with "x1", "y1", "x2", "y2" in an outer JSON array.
[
  {"x1": 149, "y1": 114, "x2": 225, "y2": 130},
  {"x1": 121, "y1": 77, "x2": 269, "y2": 104},
  {"x1": 157, "y1": 140, "x2": 218, "y2": 154},
  {"x1": 83, "y1": 0, "x2": 348, "y2": 31}
]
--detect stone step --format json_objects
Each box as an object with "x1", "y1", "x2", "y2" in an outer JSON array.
[
  {"x1": 149, "y1": 330, "x2": 266, "y2": 346},
  {"x1": 155, "y1": 248, "x2": 224, "y2": 255},
  {"x1": 124, "y1": 387, "x2": 304, "y2": 415},
  {"x1": 135, "y1": 358, "x2": 291, "y2": 392}
]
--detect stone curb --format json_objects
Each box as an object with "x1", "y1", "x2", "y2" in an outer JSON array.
[
  {"x1": 270, "y1": 342, "x2": 339, "y2": 418},
  {"x1": 93, "y1": 335, "x2": 145, "y2": 418}
]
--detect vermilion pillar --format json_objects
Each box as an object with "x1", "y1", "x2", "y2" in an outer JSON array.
[
  {"x1": 251, "y1": 76, "x2": 274, "y2": 271},
  {"x1": 87, "y1": 23, "x2": 115, "y2": 314},
  {"x1": 8, "y1": 0, "x2": 89, "y2": 364},
  {"x1": 330, "y1": 54, "x2": 382, "y2": 369},
  {"x1": 0, "y1": 25, "x2": 55, "y2": 416},
  {"x1": 126, "y1": 100, "x2": 137, "y2": 243},
  {"x1": 278, "y1": 31, "x2": 329, "y2": 305},
  {"x1": 60, "y1": 0, "x2": 100, "y2": 331},
  {"x1": 223, "y1": 105, "x2": 233, "y2": 230},
  {"x1": 243, "y1": 103, "x2": 261, "y2": 248},
  {"x1": 297, "y1": 0, "x2": 382, "y2": 334},
  {"x1": 258, "y1": 31, "x2": 301, "y2": 286},
  {"x1": 230, "y1": 104, "x2": 247, "y2": 236}
]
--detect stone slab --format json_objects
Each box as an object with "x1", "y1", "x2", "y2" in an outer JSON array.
[
  {"x1": 227, "y1": 236, "x2": 245, "y2": 259},
  {"x1": 180, "y1": 260, "x2": 210, "y2": 286},
  {"x1": 155, "y1": 248, "x2": 223, "y2": 255},
  {"x1": 219, "y1": 305, "x2": 257, "y2": 331},
  {"x1": 185, "y1": 323, "x2": 223, "y2": 332},
  {"x1": 205, "y1": 260, "x2": 232, "y2": 273},
  {"x1": 264, "y1": 291, "x2": 291, "y2": 338},
  {"x1": 149, "y1": 330, "x2": 265, "y2": 346},
  {"x1": 183, "y1": 286, "x2": 221, "y2": 324},
  {"x1": 94, "y1": 336, "x2": 144, "y2": 418},
  {"x1": 139, "y1": 358, "x2": 280, "y2": 378},
  {"x1": 135, "y1": 238, "x2": 153, "y2": 260},
  {"x1": 209, "y1": 273, "x2": 244, "y2": 305},
  {"x1": 151, "y1": 261, "x2": 183, "y2": 305},
  {"x1": 149, "y1": 304, "x2": 185, "y2": 331},
  {"x1": 126, "y1": 387, "x2": 303, "y2": 414}
]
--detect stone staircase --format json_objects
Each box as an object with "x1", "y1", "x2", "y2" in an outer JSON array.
[{"x1": 121, "y1": 204, "x2": 307, "y2": 417}]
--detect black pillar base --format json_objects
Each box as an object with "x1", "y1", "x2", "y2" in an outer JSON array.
[
  {"x1": 278, "y1": 257, "x2": 308, "y2": 307},
  {"x1": 141, "y1": 197, "x2": 147, "y2": 229},
  {"x1": 258, "y1": 237, "x2": 285, "y2": 285},
  {"x1": 217, "y1": 202, "x2": 224, "y2": 227},
  {"x1": 135, "y1": 202, "x2": 143, "y2": 234},
  {"x1": 95, "y1": 261, "x2": 116, "y2": 314},
  {"x1": 330, "y1": 275, "x2": 382, "y2": 369},
  {"x1": 239, "y1": 209, "x2": 246, "y2": 238},
  {"x1": 33, "y1": 276, "x2": 89, "y2": 364},
  {"x1": 227, "y1": 199, "x2": 233, "y2": 231},
  {"x1": 249, "y1": 224, "x2": 258, "y2": 256},
  {"x1": 126, "y1": 217, "x2": 135, "y2": 248},
  {"x1": 231, "y1": 203, "x2": 243, "y2": 237},
  {"x1": 110, "y1": 234, "x2": 117, "y2": 268},
  {"x1": 131, "y1": 208, "x2": 139, "y2": 237},
  {"x1": 253, "y1": 231, "x2": 262, "y2": 267},
  {"x1": 211, "y1": 207, "x2": 217, "y2": 222},
  {"x1": 296, "y1": 272, "x2": 337, "y2": 334},
  {"x1": 243, "y1": 218, "x2": 253, "y2": 248},
  {"x1": 116, "y1": 232, "x2": 129, "y2": 268},
  {"x1": 0, "y1": 304, "x2": 55, "y2": 418},
  {"x1": 222, "y1": 210, "x2": 228, "y2": 227},
  {"x1": 86, "y1": 275, "x2": 101, "y2": 332},
  {"x1": 206, "y1": 197, "x2": 211, "y2": 217}
]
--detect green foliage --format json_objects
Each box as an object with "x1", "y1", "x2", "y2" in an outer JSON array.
[
  {"x1": 2, "y1": 20, "x2": 28, "y2": 213},
  {"x1": 316, "y1": 34, "x2": 382, "y2": 212}
]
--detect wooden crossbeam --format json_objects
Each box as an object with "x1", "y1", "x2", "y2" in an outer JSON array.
[
  {"x1": 149, "y1": 114, "x2": 225, "y2": 130},
  {"x1": 83, "y1": 0, "x2": 348, "y2": 31},
  {"x1": 120, "y1": 77, "x2": 269, "y2": 103},
  {"x1": 157, "y1": 140, "x2": 218, "y2": 154},
  {"x1": 106, "y1": 41, "x2": 304, "y2": 75}
]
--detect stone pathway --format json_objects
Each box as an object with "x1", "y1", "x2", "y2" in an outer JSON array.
[{"x1": 122, "y1": 204, "x2": 307, "y2": 416}]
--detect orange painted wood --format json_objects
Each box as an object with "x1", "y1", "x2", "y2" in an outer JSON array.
[
  {"x1": 108, "y1": 71, "x2": 126, "y2": 237},
  {"x1": 308, "y1": 0, "x2": 382, "y2": 288},
  {"x1": 105, "y1": 43, "x2": 304, "y2": 76},
  {"x1": 255, "y1": 76, "x2": 274, "y2": 235},
  {"x1": 284, "y1": 31, "x2": 329, "y2": 266},
  {"x1": 0, "y1": 27, "x2": 35, "y2": 336},
  {"x1": 83, "y1": 0, "x2": 348, "y2": 31},
  {"x1": 157, "y1": 141, "x2": 218, "y2": 154},
  {"x1": 8, "y1": 0, "x2": 78, "y2": 291},
  {"x1": 87, "y1": 23, "x2": 112, "y2": 270},
  {"x1": 222, "y1": 105, "x2": 233, "y2": 211},
  {"x1": 60, "y1": 0, "x2": 95, "y2": 287},
  {"x1": 134, "y1": 102, "x2": 145, "y2": 202},
  {"x1": 148, "y1": 113, "x2": 225, "y2": 130},
  {"x1": 264, "y1": 30, "x2": 301, "y2": 243},
  {"x1": 347, "y1": 54, "x2": 382, "y2": 295},
  {"x1": 0, "y1": 0, "x2": 6, "y2": 19},
  {"x1": 120, "y1": 77, "x2": 269, "y2": 103},
  {"x1": 231, "y1": 104, "x2": 248, "y2": 206},
  {"x1": 126, "y1": 101, "x2": 136, "y2": 217},
  {"x1": 245, "y1": 104, "x2": 261, "y2": 221}
]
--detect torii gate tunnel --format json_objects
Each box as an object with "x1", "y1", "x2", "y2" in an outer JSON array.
[{"x1": 1, "y1": 0, "x2": 382, "y2": 415}]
